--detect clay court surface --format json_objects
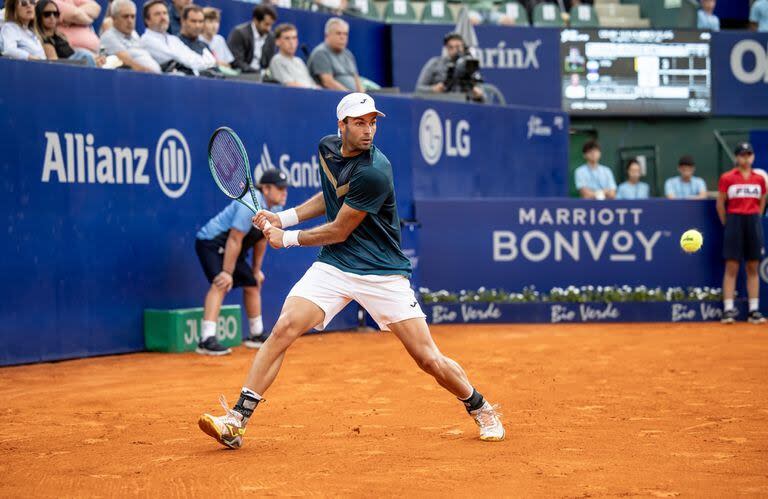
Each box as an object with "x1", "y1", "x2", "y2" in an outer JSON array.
[{"x1": 1, "y1": 323, "x2": 767, "y2": 497}]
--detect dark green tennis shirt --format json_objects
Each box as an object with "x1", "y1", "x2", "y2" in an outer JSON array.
[{"x1": 315, "y1": 135, "x2": 412, "y2": 277}]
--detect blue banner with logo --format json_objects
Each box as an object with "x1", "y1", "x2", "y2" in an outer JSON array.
[
  {"x1": 712, "y1": 32, "x2": 768, "y2": 116},
  {"x1": 416, "y1": 199, "x2": 727, "y2": 291},
  {"x1": 409, "y1": 100, "x2": 569, "y2": 198},
  {"x1": 391, "y1": 25, "x2": 562, "y2": 110}
]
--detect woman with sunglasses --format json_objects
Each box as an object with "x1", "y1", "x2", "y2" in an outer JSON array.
[
  {"x1": 34, "y1": 0, "x2": 99, "y2": 66},
  {"x1": 1, "y1": 0, "x2": 46, "y2": 60}
]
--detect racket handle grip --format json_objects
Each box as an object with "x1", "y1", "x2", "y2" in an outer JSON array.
[{"x1": 263, "y1": 221, "x2": 272, "y2": 230}]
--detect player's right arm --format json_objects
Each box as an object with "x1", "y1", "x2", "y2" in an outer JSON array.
[{"x1": 253, "y1": 192, "x2": 325, "y2": 229}]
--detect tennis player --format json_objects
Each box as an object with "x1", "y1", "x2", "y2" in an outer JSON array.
[
  {"x1": 195, "y1": 168, "x2": 288, "y2": 355},
  {"x1": 198, "y1": 93, "x2": 504, "y2": 447}
]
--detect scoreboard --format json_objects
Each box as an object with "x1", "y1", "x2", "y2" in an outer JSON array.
[{"x1": 561, "y1": 29, "x2": 712, "y2": 116}]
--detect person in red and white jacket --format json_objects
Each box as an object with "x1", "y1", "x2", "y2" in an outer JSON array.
[{"x1": 717, "y1": 142, "x2": 767, "y2": 324}]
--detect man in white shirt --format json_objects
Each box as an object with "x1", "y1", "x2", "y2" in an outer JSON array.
[
  {"x1": 226, "y1": 4, "x2": 276, "y2": 73},
  {"x1": 200, "y1": 7, "x2": 233, "y2": 66},
  {"x1": 139, "y1": 0, "x2": 215, "y2": 74},
  {"x1": 100, "y1": 0, "x2": 161, "y2": 72}
]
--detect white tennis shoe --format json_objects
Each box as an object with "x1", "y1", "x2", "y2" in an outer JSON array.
[{"x1": 470, "y1": 401, "x2": 505, "y2": 442}]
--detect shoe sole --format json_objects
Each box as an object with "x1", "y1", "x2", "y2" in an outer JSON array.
[
  {"x1": 748, "y1": 319, "x2": 766, "y2": 324},
  {"x1": 721, "y1": 318, "x2": 735, "y2": 324},
  {"x1": 198, "y1": 415, "x2": 238, "y2": 449},
  {"x1": 480, "y1": 429, "x2": 505, "y2": 442},
  {"x1": 195, "y1": 348, "x2": 232, "y2": 356},
  {"x1": 243, "y1": 341, "x2": 264, "y2": 349}
]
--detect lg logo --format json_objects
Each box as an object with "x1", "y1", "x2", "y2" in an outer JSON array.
[
  {"x1": 731, "y1": 40, "x2": 768, "y2": 84},
  {"x1": 418, "y1": 109, "x2": 471, "y2": 166},
  {"x1": 155, "y1": 129, "x2": 191, "y2": 198}
]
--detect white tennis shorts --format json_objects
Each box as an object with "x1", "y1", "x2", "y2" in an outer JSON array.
[{"x1": 287, "y1": 262, "x2": 426, "y2": 331}]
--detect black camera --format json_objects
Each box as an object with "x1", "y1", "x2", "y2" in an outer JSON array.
[{"x1": 444, "y1": 52, "x2": 483, "y2": 97}]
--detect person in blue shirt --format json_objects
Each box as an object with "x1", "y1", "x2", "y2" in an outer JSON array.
[
  {"x1": 616, "y1": 158, "x2": 651, "y2": 200},
  {"x1": 697, "y1": 0, "x2": 720, "y2": 31},
  {"x1": 574, "y1": 140, "x2": 617, "y2": 199},
  {"x1": 751, "y1": 0, "x2": 768, "y2": 31},
  {"x1": 194, "y1": 169, "x2": 288, "y2": 355},
  {"x1": 665, "y1": 155, "x2": 708, "y2": 199}
]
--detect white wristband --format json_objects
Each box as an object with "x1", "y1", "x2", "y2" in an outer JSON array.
[
  {"x1": 282, "y1": 230, "x2": 301, "y2": 248},
  {"x1": 277, "y1": 208, "x2": 299, "y2": 228}
]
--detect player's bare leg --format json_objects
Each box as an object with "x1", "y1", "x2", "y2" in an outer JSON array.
[
  {"x1": 388, "y1": 318, "x2": 505, "y2": 441},
  {"x1": 198, "y1": 297, "x2": 325, "y2": 448}
]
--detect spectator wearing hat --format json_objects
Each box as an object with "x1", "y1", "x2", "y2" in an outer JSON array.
[
  {"x1": 574, "y1": 140, "x2": 617, "y2": 200},
  {"x1": 665, "y1": 156, "x2": 707, "y2": 199},
  {"x1": 718, "y1": 142, "x2": 767, "y2": 324},
  {"x1": 194, "y1": 169, "x2": 290, "y2": 355}
]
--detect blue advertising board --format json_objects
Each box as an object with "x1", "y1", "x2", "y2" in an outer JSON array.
[
  {"x1": 712, "y1": 32, "x2": 768, "y2": 116},
  {"x1": 390, "y1": 25, "x2": 562, "y2": 110},
  {"x1": 409, "y1": 100, "x2": 569, "y2": 199},
  {"x1": 0, "y1": 59, "x2": 568, "y2": 365},
  {"x1": 416, "y1": 199, "x2": 726, "y2": 291}
]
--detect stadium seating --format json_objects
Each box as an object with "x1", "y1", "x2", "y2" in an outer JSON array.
[
  {"x1": 594, "y1": 0, "x2": 650, "y2": 28},
  {"x1": 532, "y1": 3, "x2": 564, "y2": 27},
  {"x1": 499, "y1": 1, "x2": 529, "y2": 26},
  {"x1": 349, "y1": 0, "x2": 383, "y2": 19},
  {"x1": 569, "y1": 4, "x2": 600, "y2": 27},
  {"x1": 420, "y1": 0, "x2": 455, "y2": 23},
  {"x1": 384, "y1": 0, "x2": 420, "y2": 22}
]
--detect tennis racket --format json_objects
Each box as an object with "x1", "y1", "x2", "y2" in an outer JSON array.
[{"x1": 207, "y1": 126, "x2": 271, "y2": 229}]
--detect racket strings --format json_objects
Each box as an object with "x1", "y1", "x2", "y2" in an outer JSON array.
[{"x1": 210, "y1": 131, "x2": 249, "y2": 199}]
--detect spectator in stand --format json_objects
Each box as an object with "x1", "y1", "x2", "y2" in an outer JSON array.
[
  {"x1": 307, "y1": 17, "x2": 363, "y2": 92},
  {"x1": 53, "y1": 0, "x2": 101, "y2": 53},
  {"x1": 1, "y1": 0, "x2": 45, "y2": 60},
  {"x1": 697, "y1": 0, "x2": 719, "y2": 31},
  {"x1": 35, "y1": 0, "x2": 100, "y2": 66},
  {"x1": 268, "y1": 23, "x2": 317, "y2": 88},
  {"x1": 100, "y1": 0, "x2": 161, "y2": 73},
  {"x1": 201, "y1": 7, "x2": 233, "y2": 66},
  {"x1": 166, "y1": 0, "x2": 188, "y2": 35},
  {"x1": 227, "y1": 4, "x2": 276, "y2": 74},
  {"x1": 750, "y1": 0, "x2": 768, "y2": 31},
  {"x1": 177, "y1": 4, "x2": 215, "y2": 60},
  {"x1": 416, "y1": 32, "x2": 485, "y2": 102},
  {"x1": 616, "y1": 158, "x2": 650, "y2": 200},
  {"x1": 140, "y1": 0, "x2": 215, "y2": 74},
  {"x1": 664, "y1": 155, "x2": 707, "y2": 199},
  {"x1": 574, "y1": 140, "x2": 617, "y2": 200}
]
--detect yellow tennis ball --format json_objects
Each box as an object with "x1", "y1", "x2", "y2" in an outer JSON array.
[{"x1": 680, "y1": 229, "x2": 703, "y2": 253}]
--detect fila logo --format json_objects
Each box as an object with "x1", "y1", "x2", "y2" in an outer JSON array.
[{"x1": 727, "y1": 184, "x2": 762, "y2": 199}]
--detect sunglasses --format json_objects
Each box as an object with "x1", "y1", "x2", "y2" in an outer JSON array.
[{"x1": 42, "y1": 10, "x2": 60, "y2": 17}]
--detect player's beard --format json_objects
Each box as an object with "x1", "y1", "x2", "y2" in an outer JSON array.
[{"x1": 343, "y1": 129, "x2": 372, "y2": 154}]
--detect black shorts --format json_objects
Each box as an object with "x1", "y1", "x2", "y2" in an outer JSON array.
[
  {"x1": 195, "y1": 239, "x2": 258, "y2": 288},
  {"x1": 723, "y1": 214, "x2": 764, "y2": 261}
]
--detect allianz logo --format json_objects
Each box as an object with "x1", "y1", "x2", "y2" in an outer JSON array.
[
  {"x1": 468, "y1": 39, "x2": 541, "y2": 70},
  {"x1": 252, "y1": 143, "x2": 321, "y2": 189},
  {"x1": 40, "y1": 129, "x2": 191, "y2": 199},
  {"x1": 731, "y1": 39, "x2": 768, "y2": 85}
]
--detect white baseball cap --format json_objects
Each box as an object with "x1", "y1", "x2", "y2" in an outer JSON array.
[{"x1": 336, "y1": 92, "x2": 385, "y2": 121}]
